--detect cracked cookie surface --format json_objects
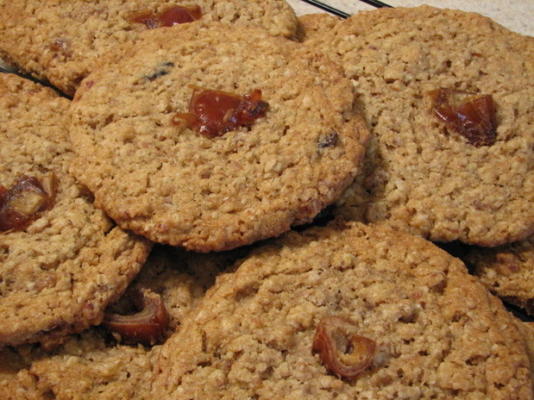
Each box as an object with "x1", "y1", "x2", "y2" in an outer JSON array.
[
  {"x1": 0, "y1": 0, "x2": 298, "y2": 96},
  {"x1": 152, "y1": 221, "x2": 532, "y2": 399},
  {"x1": 70, "y1": 22, "x2": 368, "y2": 251},
  {"x1": 307, "y1": 6, "x2": 534, "y2": 246},
  {"x1": 0, "y1": 245, "x2": 242, "y2": 400},
  {"x1": 0, "y1": 74, "x2": 150, "y2": 348}
]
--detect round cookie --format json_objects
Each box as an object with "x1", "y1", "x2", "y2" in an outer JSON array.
[
  {"x1": 70, "y1": 22, "x2": 368, "y2": 252},
  {"x1": 0, "y1": 73, "x2": 150, "y2": 348},
  {"x1": 152, "y1": 221, "x2": 532, "y2": 399},
  {"x1": 296, "y1": 13, "x2": 342, "y2": 42},
  {"x1": 308, "y1": 6, "x2": 534, "y2": 246},
  {"x1": 0, "y1": 0, "x2": 298, "y2": 96},
  {"x1": 464, "y1": 235, "x2": 534, "y2": 316},
  {"x1": 0, "y1": 245, "x2": 242, "y2": 400}
]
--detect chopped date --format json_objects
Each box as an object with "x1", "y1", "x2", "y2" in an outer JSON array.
[
  {"x1": 173, "y1": 88, "x2": 269, "y2": 138},
  {"x1": 130, "y1": 5, "x2": 202, "y2": 29},
  {"x1": 103, "y1": 289, "x2": 169, "y2": 346},
  {"x1": 429, "y1": 88, "x2": 497, "y2": 147},
  {"x1": 312, "y1": 316, "x2": 376, "y2": 381},
  {"x1": 0, "y1": 175, "x2": 56, "y2": 232}
]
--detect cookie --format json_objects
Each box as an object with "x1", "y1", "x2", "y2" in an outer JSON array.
[
  {"x1": 509, "y1": 314, "x2": 534, "y2": 388},
  {"x1": 0, "y1": 245, "x2": 242, "y2": 400},
  {"x1": 296, "y1": 13, "x2": 342, "y2": 42},
  {"x1": 0, "y1": 333, "x2": 151, "y2": 400},
  {"x1": 0, "y1": 73, "x2": 150, "y2": 348},
  {"x1": 464, "y1": 236, "x2": 534, "y2": 316},
  {"x1": 308, "y1": 6, "x2": 534, "y2": 246},
  {"x1": 0, "y1": 0, "x2": 298, "y2": 96},
  {"x1": 152, "y1": 221, "x2": 532, "y2": 399},
  {"x1": 70, "y1": 22, "x2": 368, "y2": 252}
]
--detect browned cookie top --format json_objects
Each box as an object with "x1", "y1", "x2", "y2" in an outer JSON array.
[
  {"x1": 309, "y1": 6, "x2": 534, "y2": 246},
  {"x1": 0, "y1": 73, "x2": 150, "y2": 348},
  {"x1": 152, "y1": 221, "x2": 532, "y2": 399},
  {"x1": 70, "y1": 22, "x2": 368, "y2": 251},
  {"x1": 0, "y1": 0, "x2": 298, "y2": 96},
  {"x1": 0, "y1": 245, "x2": 242, "y2": 400}
]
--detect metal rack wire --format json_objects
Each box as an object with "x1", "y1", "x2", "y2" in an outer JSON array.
[{"x1": 301, "y1": 0, "x2": 392, "y2": 18}]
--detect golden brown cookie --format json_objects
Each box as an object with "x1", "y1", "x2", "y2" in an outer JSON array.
[
  {"x1": 308, "y1": 6, "x2": 534, "y2": 246},
  {"x1": 0, "y1": 73, "x2": 150, "y2": 348},
  {"x1": 152, "y1": 221, "x2": 532, "y2": 399},
  {"x1": 0, "y1": 0, "x2": 298, "y2": 96},
  {"x1": 464, "y1": 236, "x2": 534, "y2": 316},
  {"x1": 0, "y1": 245, "x2": 242, "y2": 400},
  {"x1": 70, "y1": 22, "x2": 368, "y2": 252}
]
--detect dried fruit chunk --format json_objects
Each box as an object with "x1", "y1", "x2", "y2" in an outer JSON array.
[
  {"x1": 317, "y1": 132, "x2": 339, "y2": 150},
  {"x1": 130, "y1": 5, "x2": 202, "y2": 29},
  {"x1": 429, "y1": 88, "x2": 497, "y2": 147},
  {"x1": 0, "y1": 174, "x2": 57, "y2": 232},
  {"x1": 173, "y1": 88, "x2": 269, "y2": 138},
  {"x1": 103, "y1": 289, "x2": 169, "y2": 346},
  {"x1": 143, "y1": 61, "x2": 175, "y2": 82},
  {"x1": 312, "y1": 316, "x2": 376, "y2": 381}
]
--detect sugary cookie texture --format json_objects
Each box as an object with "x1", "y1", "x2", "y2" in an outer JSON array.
[
  {"x1": 0, "y1": 73, "x2": 150, "y2": 348},
  {"x1": 70, "y1": 22, "x2": 368, "y2": 251},
  {"x1": 0, "y1": 0, "x2": 298, "y2": 96},
  {"x1": 152, "y1": 221, "x2": 532, "y2": 399},
  {"x1": 313, "y1": 6, "x2": 534, "y2": 246},
  {"x1": 464, "y1": 235, "x2": 534, "y2": 316},
  {"x1": 0, "y1": 245, "x2": 241, "y2": 400}
]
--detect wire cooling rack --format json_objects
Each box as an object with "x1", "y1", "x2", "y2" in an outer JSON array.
[{"x1": 301, "y1": 0, "x2": 391, "y2": 18}]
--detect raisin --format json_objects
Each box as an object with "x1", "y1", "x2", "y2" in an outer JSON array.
[
  {"x1": 144, "y1": 62, "x2": 175, "y2": 82},
  {"x1": 318, "y1": 132, "x2": 339, "y2": 149}
]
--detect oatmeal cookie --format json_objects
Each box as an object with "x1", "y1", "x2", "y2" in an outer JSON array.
[
  {"x1": 0, "y1": 0, "x2": 298, "y2": 96},
  {"x1": 152, "y1": 221, "x2": 532, "y2": 399},
  {"x1": 0, "y1": 245, "x2": 241, "y2": 400},
  {"x1": 0, "y1": 73, "x2": 150, "y2": 348},
  {"x1": 70, "y1": 22, "x2": 368, "y2": 251},
  {"x1": 308, "y1": 6, "x2": 534, "y2": 246},
  {"x1": 464, "y1": 236, "x2": 534, "y2": 316}
]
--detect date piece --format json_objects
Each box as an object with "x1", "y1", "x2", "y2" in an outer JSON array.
[
  {"x1": 312, "y1": 316, "x2": 376, "y2": 381},
  {"x1": 0, "y1": 175, "x2": 57, "y2": 232},
  {"x1": 130, "y1": 5, "x2": 202, "y2": 29},
  {"x1": 173, "y1": 88, "x2": 269, "y2": 138},
  {"x1": 103, "y1": 289, "x2": 169, "y2": 346},
  {"x1": 429, "y1": 88, "x2": 497, "y2": 147}
]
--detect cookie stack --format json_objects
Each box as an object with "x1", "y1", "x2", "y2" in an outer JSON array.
[{"x1": 0, "y1": 2, "x2": 532, "y2": 399}]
